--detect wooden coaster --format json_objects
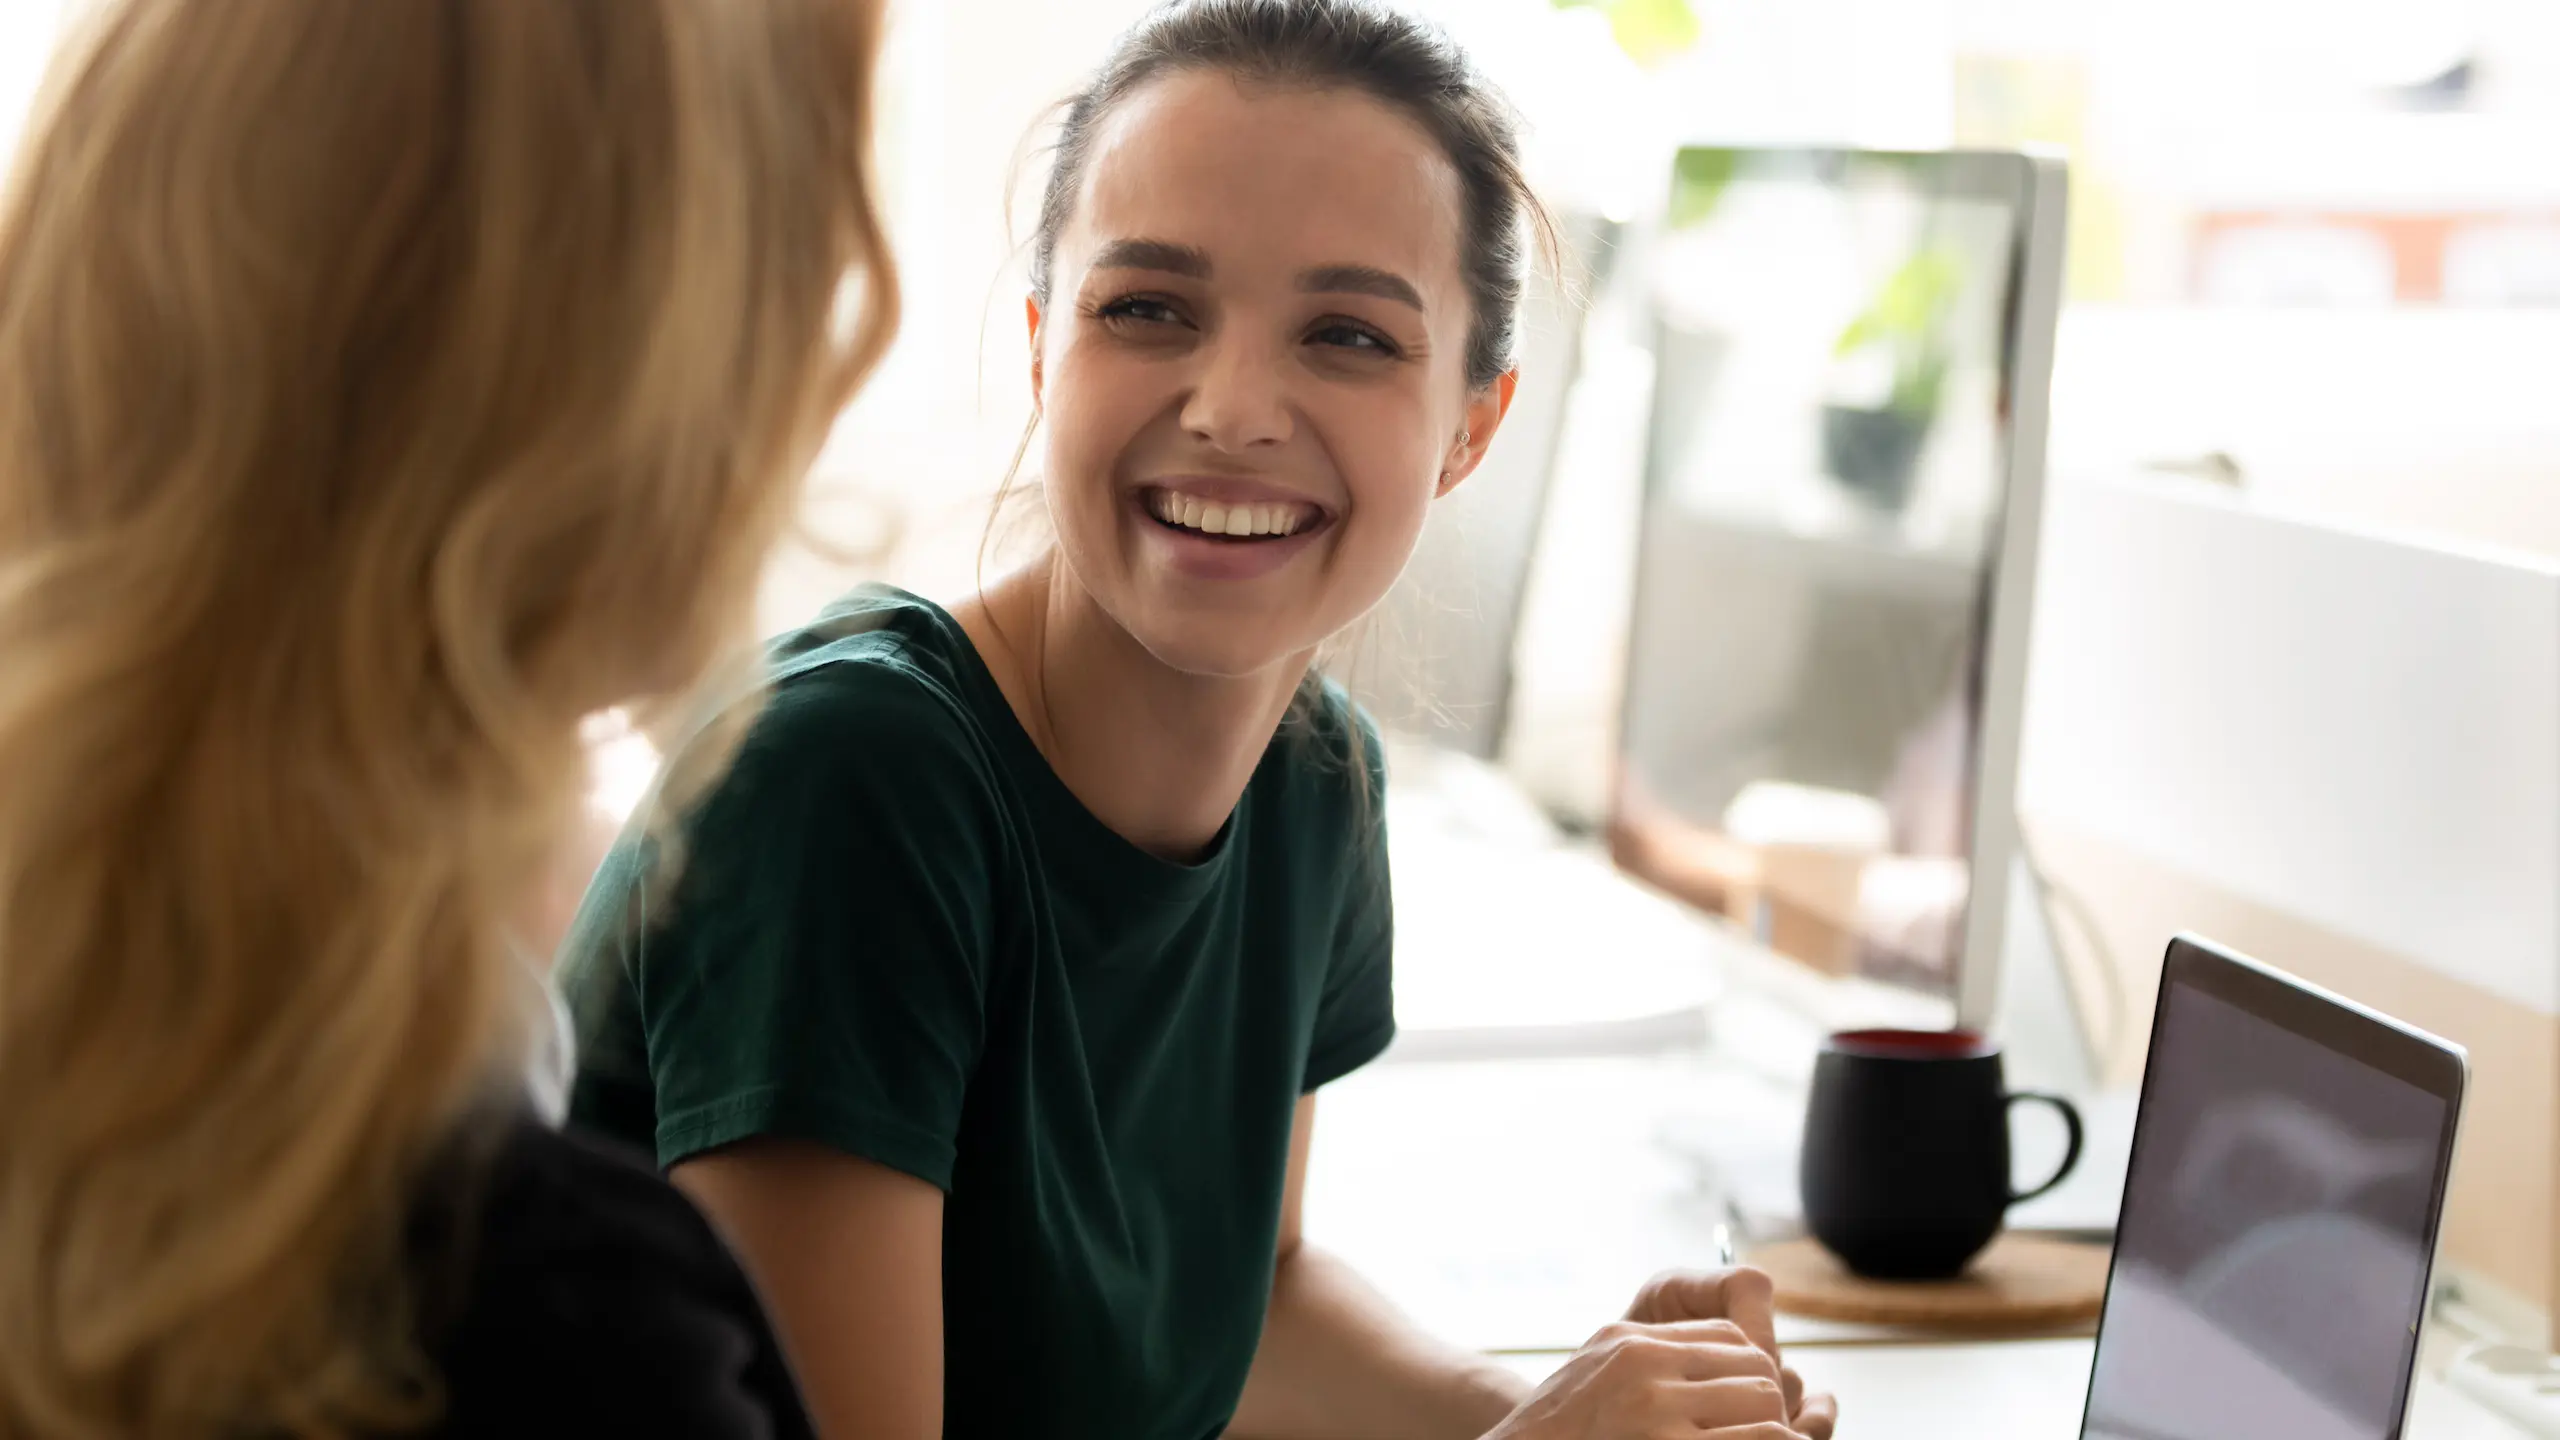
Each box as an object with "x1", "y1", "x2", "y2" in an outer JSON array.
[{"x1": 1748, "y1": 1233, "x2": 2111, "y2": 1332}]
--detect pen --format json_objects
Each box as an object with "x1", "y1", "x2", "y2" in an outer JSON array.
[{"x1": 1712, "y1": 1220, "x2": 1737, "y2": 1269}]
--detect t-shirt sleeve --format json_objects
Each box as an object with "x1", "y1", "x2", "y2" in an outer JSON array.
[
  {"x1": 627, "y1": 664, "x2": 1002, "y2": 1190},
  {"x1": 1302, "y1": 709, "x2": 1396, "y2": 1092}
]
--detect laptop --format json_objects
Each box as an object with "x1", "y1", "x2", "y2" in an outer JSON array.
[{"x1": 2080, "y1": 935, "x2": 2469, "y2": 1440}]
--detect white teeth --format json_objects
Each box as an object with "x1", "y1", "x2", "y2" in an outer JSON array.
[{"x1": 1150, "y1": 491, "x2": 1315, "y2": 538}]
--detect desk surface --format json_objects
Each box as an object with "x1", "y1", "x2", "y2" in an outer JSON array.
[
  {"x1": 1492, "y1": 1339, "x2": 2521, "y2": 1439},
  {"x1": 1303, "y1": 1045, "x2": 2110, "y2": 1352},
  {"x1": 1348, "y1": 768, "x2": 2532, "y2": 1436},
  {"x1": 1311, "y1": 1049, "x2": 2523, "y2": 1435}
]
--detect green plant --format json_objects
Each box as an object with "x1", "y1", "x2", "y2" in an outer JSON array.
[
  {"x1": 1832, "y1": 244, "x2": 1964, "y2": 416},
  {"x1": 1550, "y1": 0, "x2": 1700, "y2": 69},
  {"x1": 1668, "y1": 147, "x2": 1739, "y2": 229}
]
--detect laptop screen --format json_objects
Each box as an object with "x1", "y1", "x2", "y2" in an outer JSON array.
[{"x1": 2081, "y1": 967, "x2": 2455, "y2": 1440}]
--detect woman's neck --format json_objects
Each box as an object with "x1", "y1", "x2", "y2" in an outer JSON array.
[{"x1": 954, "y1": 556, "x2": 1311, "y2": 862}]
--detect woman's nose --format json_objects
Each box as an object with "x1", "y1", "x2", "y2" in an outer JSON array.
[{"x1": 1179, "y1": 333, "x2": 1293, "y2": 453}]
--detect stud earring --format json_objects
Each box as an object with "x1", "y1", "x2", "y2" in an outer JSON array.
[{"x1": 1446, "y1": 429, "x2": 1472, "y2": 481}]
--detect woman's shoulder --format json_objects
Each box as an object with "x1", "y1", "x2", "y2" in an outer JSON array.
[
  {"x1": 663, "y1": 584, "x2": 1010, "y2": 820},
  {"x1": 414, "y1": 1113, "x2": 812, "y2": 1438},
  {"x1": 755, "y1": 584, "x2": 992, "y2": 754},
  {"x1": 622, "y1": 586, "x2": 1019, "y2": 919}
]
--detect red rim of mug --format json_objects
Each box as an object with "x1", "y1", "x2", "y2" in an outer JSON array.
[{"x1": 1827, "y1": 1028, "x2": 1998, "y2": 1060}]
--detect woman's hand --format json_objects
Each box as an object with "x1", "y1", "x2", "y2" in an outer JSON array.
[
  {"x1": 1623, "y1": 1269, "x2": 1838, "y2": 1440},
  {"x1": 1481, "y1": 1318, "x2": 1805, "y2": 1440}
]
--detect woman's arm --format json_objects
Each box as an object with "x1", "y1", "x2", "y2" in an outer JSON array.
[
  {"x1": 1228, "y1": 1097, "x2": 1529, "y2": 1438},
  {"x1": 1229, "y1": 1098, "x2": 1835, "y2": 1440},
  {"x1": 675, "y1": 1140, "x2": 946, "y2": 1440}
]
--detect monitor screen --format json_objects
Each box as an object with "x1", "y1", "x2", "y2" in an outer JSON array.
[
  {"x1": 2080, "y1": 974, "x2": 2454, "y2": 1440},
  {"x1": 1612, "y1": 150, "x2": 2033, "y2": 1006}
]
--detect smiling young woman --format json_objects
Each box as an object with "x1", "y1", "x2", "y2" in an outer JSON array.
[{"x1": 556, "y1": 3, "x2": 1834, "y2": 1438}]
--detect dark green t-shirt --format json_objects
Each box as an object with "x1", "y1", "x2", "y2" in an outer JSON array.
[{"x1": 557, "y1": 585, "x2": 1396, "y2": 1440}]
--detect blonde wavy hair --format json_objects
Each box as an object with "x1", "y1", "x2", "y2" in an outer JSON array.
[{"x1": 0, "y1": 0, "x2": 896, "y2": 1435}]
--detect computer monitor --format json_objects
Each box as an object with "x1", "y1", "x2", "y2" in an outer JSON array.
[{"x1": 1608, "y1": 148, "x2": 2066, "y2": 1030}]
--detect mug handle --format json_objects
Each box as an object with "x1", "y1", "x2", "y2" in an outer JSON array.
[{"x1": 2006, "y1": 1091, "x2": 2086, "y2": 1205}]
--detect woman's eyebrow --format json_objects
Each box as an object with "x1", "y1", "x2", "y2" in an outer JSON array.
[
  {"x1": 1088, "y1": 240, "x2": 1426, "y2": 315},
  {"x1": 1090, "y1": 238, "x2": 1210, "y2": 277},
  {"x1": 1300, "y1": 264, "x2": 1425, "y2": 313}
]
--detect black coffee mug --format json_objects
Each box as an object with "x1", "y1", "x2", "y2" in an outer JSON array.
[{"x1": 1799, "y1": 1028, "x2": 2084, "y2": 1280}]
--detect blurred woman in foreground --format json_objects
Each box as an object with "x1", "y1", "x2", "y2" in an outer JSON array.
[{"x1": 0, "y1": 1, "x2": 894, "y2": 1434}]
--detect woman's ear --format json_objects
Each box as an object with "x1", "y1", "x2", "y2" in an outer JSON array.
[
  {"x1": 1436, "y1": 369, "x2": 1520, "y2": 498},
  {"x1": 1026, "y1": 294, "x2": 1046, "y2": 407}
]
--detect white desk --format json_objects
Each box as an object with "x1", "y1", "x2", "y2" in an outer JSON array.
[
  {"x1": 1492, "y1": 1339, "x2": 2523, "y2": 1439},
  {"x1": 1307, "y1": 1051, "x2": 2522, "y2": 1435},
  {"x1": 1327, "y1": 791, "x2": 2531, "y2": 1437}
]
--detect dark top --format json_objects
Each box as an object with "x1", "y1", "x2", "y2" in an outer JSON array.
[
  {"x1": 409, "y1": 1110, "x2": 810, "y2": 1438},
  {"x1": 558, "y1": 585, "x2": 1397, "y2": 1440}
]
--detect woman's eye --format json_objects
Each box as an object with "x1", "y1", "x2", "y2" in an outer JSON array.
[
  {"x1": 1098, "y1": 296, "x2": 1183, "y2": 327},
  {"x1": 1309, "y1": 322, "x2": 1395, "y2": 356}
]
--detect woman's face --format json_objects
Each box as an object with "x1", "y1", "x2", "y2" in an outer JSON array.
[{"x1": 1032, "y1": 72, "x2": 1511, "y2": 682}]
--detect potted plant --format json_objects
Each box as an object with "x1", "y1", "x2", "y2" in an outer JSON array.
[{"x1": 1821, "y1": 243, "x2": 1962, "y2": 510}]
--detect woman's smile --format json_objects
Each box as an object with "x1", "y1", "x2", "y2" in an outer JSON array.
[{"x1": 1132, "y1": 476, "x2": 1338, "y2": 581}]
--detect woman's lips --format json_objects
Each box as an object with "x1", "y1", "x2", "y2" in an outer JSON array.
[
  {"x1": 1129, "y1": 483, "x2": 1331, "y2": 581},
  {"x1": 1142, "y1": 485, "x2": 1324, "y2": 540},
  {"x1": 1136, "y1": 477, "x2": 1333, "y2": 542}
]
